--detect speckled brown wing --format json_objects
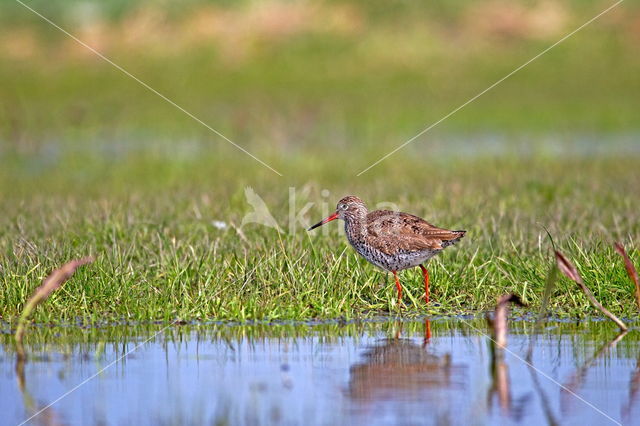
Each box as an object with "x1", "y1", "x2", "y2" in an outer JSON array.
[{"x1": 365, "y1": 210, "x2": 465, "y2": 255}]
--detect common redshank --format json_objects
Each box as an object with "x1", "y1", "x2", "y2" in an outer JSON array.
[{"x1": 308, "y1": 196, "x2": 466, "y2": 304}]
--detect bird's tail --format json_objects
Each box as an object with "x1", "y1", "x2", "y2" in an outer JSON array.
[{"x1": 442, "y1": 230, "x2": 466, "y2": 248}]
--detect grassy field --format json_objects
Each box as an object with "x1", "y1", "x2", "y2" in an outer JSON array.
[
  {"x1": 1, "y1": 0, "x2": 639, "y2": 324},
  {"x1": 2, "y1": 153, "x2": 639, "y2": 323}
]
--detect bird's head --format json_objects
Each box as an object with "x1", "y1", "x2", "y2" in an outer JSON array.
[{"x1": 308, "y1": 195, "x2": 367, "y2": 230}]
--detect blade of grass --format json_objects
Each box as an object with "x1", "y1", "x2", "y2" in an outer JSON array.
[{"x1": 526, "y1": 265, "x2": 558, "y2": 362}]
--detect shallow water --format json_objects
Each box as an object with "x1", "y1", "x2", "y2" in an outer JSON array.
[{"x1": 1, "y1": 318, "x2": 638, "y2": 426}]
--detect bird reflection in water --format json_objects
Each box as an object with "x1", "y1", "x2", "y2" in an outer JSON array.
[{"x1": 347, "y1": 319, "x2": 465, "y2": 419}]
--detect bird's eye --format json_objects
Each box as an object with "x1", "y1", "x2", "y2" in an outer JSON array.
[{"x1": 340, "y1": 204, "x2": 347, "y2": 210}]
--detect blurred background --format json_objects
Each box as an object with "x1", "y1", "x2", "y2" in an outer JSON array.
[
  {"x1": 1, "y1": 0, "x2": 640, "y2": 319},
  {"x1": 2, "y1": 0, "x2": 639, "y2": 192}
]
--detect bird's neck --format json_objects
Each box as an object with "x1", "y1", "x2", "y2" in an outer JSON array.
[{"x1": 344, "y1": 216, "x2": 366, "y2": 244}]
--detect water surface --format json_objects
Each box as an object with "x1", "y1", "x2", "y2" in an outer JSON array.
[{"x1": 1, "y1": 318, "x2": 638, "y2": 425}]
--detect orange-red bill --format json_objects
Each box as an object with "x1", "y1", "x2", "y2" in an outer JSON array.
[{"x1": 308, "y1": 212, "x2": 338, "y2": 230}]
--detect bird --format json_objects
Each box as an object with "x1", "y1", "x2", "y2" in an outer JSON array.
[{"x1": 308, "y1": 195, "x2": 465, "y2": 304}]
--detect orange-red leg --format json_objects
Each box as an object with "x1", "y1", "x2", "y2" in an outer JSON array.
[
  {"x1": 424, "y1": 318, "x2": 432, "y2": 344},
  {"x1": 419, "y1": 264, "x2": 430, "y2": 304},
  {"x1": 392, "y1": 270, "x2": 402, "y2": 302}
]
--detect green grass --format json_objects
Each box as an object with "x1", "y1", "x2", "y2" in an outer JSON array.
[
  {"x1": 1, "y1": 152, "x2": 639, "y2": 324},
  {"x1": 1, "y1": 1, "x2": 639, "y2": 325}
]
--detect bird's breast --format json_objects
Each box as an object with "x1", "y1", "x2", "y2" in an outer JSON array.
[{"x1": 349, "y1": 240, "x2": 436, "y2": 272}]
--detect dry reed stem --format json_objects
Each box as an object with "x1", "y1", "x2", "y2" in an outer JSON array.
[
  {"x1": 487, "y1": 293, "x2": 525, "y2": 350},
  {"x1": 485, "y1": 294, "x2": 524, "y2": 418},
  {"x1": 14, "y1": 257, "x2": 94, "y2": 347},
  {"x1": 555, "y1": 250, "x2": 627, "y2": 331},
  {"x1": 614, "y1": 242, "x2": 640, "y2": 310}
]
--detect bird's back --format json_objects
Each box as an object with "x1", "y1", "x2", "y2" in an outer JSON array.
[{"x1": 364, "y1": 210, "x2": 466, "y2": 256}]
